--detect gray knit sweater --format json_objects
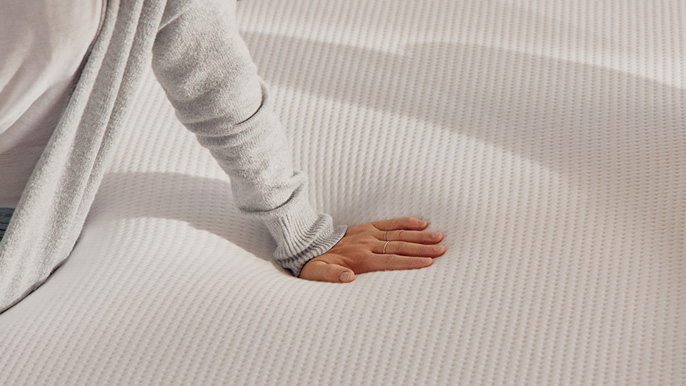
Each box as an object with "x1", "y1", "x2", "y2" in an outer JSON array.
[{"x1": 0, "y1": 0, "x2": 347, "y2": 313}]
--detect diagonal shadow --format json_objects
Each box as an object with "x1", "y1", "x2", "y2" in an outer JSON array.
[{"x1": 90, "y1": 171, "x2": 278, "y2": 265}]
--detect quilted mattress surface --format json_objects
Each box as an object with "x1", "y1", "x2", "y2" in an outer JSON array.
[{"x1": 1, "y1": 0, "x2": 684, "y2": 385}]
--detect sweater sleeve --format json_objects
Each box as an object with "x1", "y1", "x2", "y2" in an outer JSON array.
[{"x1": 151, "y1": 0, "x2": 347, "y2": 277}]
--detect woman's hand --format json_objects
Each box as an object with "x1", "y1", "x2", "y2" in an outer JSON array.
[{"x1": 299, "y1": 217, "x2": 446, "y2": 283}]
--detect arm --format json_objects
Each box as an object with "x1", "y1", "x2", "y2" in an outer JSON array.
[
  {"x1": 152, "y1": 0, "x2": 446, "y2": 282},
  {"x1": 151, "y1": 0, "x2": 346, "y2": 277}
]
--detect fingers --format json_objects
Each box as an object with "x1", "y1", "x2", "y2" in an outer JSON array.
[
  {"x1": 376, "y1": 229, "x2": 444, "y2": 244},
  {"x1": 375, "y1": 240, "x2": 446, "y2": 257},
  {"x1": 299, "y1": 259, "x2": 355, "y2": 283},
  {"x1": 371, "y1": 217, "x2": 429, "y2": 231},
  {"x1": 361, "y1": 254, "x2": 434, "y2": 272}
]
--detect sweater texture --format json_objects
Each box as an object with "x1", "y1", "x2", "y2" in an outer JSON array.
[{"x1": 0, "y1": 0, "x2": 347, "y2": 313}]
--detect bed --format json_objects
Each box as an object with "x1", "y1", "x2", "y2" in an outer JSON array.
[{"x1": 1, "y1": 0, "x2": 684, "y2": 384}]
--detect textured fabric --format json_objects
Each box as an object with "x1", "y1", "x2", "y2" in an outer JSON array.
[
  {"x1": 0, "y1": 0, "x2": 105, "y2": 208},
  {"x1": 0, "y1": 0, "x2": 684, "y2": 385},
  {"x1": 0, "y1": 0, "x2": 346, "y2": 313}
]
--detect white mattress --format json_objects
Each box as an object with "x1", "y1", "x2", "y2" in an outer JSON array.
[{"x1": 1, "y1": 0, "x2": 684, "y2": 384}]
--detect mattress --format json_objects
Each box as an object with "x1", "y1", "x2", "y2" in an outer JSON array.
[{"x1": 1, "y1": 0, "x2": 684, "y2": 384}]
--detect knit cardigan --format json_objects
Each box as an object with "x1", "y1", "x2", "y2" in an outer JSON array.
[{"x1": 0, "y1": 0, "x2": 347, "y2": 313}]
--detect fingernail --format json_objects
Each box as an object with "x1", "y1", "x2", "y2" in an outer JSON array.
[
  {"x1": 433, "y1": 246, "x2": 444, "y2": 252},
  {"x1": 431, "y1": 232, "x2": 439, "y2": 238},
  {"x1": 422, "y1": 258, "x2": 433, "y2": 264},
  {"x1": 421, "y1": 221, "x2": 428, "y2": 226},
  {"x1": 340, "y1": 272, "x2": 353, "y2": 282}
]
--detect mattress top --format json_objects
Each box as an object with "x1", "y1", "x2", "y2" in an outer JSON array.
[{"x1": 1, "y1": 0, "x2": 684, "y2": 385}]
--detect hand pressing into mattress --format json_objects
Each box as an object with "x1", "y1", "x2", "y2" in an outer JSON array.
[{"x1": 299, "y1": 217, "x2": 445, "y2": 283}]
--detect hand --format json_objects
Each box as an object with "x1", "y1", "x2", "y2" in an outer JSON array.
[{"x1": 298, "y1": 217, "x2": 446, "y2": 283}]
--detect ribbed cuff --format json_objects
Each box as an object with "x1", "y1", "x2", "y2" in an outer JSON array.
[{"x1": 263, "y1": 203, "x2": 348, "y2": 277}]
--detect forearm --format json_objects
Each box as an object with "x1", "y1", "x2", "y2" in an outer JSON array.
[{"x1": 151, "y1": 0, "x2": 346, "y2": 276}]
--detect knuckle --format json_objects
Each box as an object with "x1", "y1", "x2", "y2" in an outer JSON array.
[
  {"x1": 349, "y1": 233, "x2": 363, "y2": 241},
  {"x1": 385, "y1": 254, "x2": 401, "y2": 265},
  {"x1": 392, "y1": 241, "x2": 406, "y2": 254},
  {"x1": 358, "y1": 235, "x2": 375, "y2": 246},
  {"x1": 349, "y1": 224, "x2": 368, "y2": 235},
  {"x1": 358, "y1": 249, "x2": 374, "y2": 259}
]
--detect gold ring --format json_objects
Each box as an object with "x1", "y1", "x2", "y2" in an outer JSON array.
[
  {"x1": 384, "y1": 231, "x2": 389, "y2": 241},
  {"x1": 383, "y1": 240, "x2": 390, "y2": 254}
]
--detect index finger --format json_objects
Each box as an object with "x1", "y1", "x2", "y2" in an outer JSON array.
[{"x1": 371, "y1": 217, "x2": 429, "y2": 231}]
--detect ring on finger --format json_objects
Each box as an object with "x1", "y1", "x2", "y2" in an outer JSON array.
[
  {"x1": 383, "y1": 240, "x2": 390, "y2": 254},
  {"x1": 384, "y1": 231, "x2": 389, "y2": 241}
]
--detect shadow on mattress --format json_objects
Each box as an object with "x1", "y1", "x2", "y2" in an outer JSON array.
[
  {"x1": 93, "y1": 171, "x2": 277, "y2": 264},
  {"x1": 245, "y1": 32, "x2": 686, "y2": 253}
]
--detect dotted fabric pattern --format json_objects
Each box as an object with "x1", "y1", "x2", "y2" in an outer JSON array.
[{"x1": 1, "y1": 0, "x2": 684, "y2": 385}]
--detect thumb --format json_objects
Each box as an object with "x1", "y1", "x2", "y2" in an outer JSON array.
[{"x1": 300, "y1": 259, "x2": 355, "y2": 283}]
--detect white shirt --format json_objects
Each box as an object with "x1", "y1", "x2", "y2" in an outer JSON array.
[{"x1": 0, "y1": 0, "x2": 105, "y2": 208}]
